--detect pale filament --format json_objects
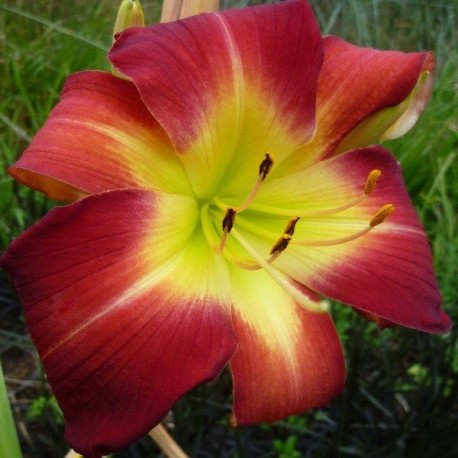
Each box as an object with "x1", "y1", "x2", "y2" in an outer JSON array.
[
  {"x1": 292, "y1": 226, "x2": 372, "y2": 247},
  {"x1": 234, "y1": 175, "x2": 263, "y2": 212},
  {"x1": 217, "y1": 231, "x2": 230, "y2": 254},
  {"x1": 223, "y1": 249, "x2": 261, "y2": 270},
  {"x1": 231, "y1": 228, "x2": 329, "y2": 313},
  {"x1": 247, "y1": 195, "x2": 367, "y2": 218},
  {"x1": 217, "y1": 207, "x2": 237, "y2": 254},
  {"x1": 235, "y1": 153, "x2": 274, "y2": 213},
  {"x1": 220, "y1": 234, "x2": 290, "y2": 270},
  {"x1": 293, "y1": 203, "x2": 395, "y2": 247},
  {"x1": 215, "y1": 166, "x2": 389, "y2": 271},
  {"x1": 217, "y1": 153, "x2": 274, "y2": 253},
  {"x1": 244, "y1": 169, "x2": 383, "y2": 218},
  {"x1": 219, "y1": 204, "x2": 395, "y2": 270}
]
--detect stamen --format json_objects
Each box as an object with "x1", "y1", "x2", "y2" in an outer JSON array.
[
  {"x1": 216, "y1": 153, "x2": 275, "y2": 253},
  {"x1": 283, "y1": 217, "x2": 300, "y2": 236},
  {"x1": 267, "y1": 234, "x2": 292, "y2": 264},
  {"x1": 223, "y1": 250, "x2": 262, "y2": 271},
  {"x1": 247, "y1": 197, "x2": 365, "y2": 217},
  {"x1": 293, "y1": 227, "x2": 372, "y2": 247},
  {"x1": 259, "y1": 153, "x2": 275, "y2": 182},
  {"x1": 231, "y1": 229, "x2": 329, "y2": 313},
  {"x1": 222, "y1": 207, "x2": 237, "y2": 233},
  {"x1": 370, "y1": 203, "x2": 395, "y2": 227},
  {"x1": 218, "y1": 207, "x2": 237, "y2": 253},
  {"x1": 364, "y1": 169, "x2": 382, "y2": 195},
  {"x1": 293, "y1": 203, "x2": 395, "y2": 247},
  {"x1": 270, "y1": 234, "x2": 292, "y2": 255},
  {"x1": 223, "y1": 243, "x2": 290, "y2": 271},
  {"x1": 235, "y1": 153, "x2": 274, "y2": 213},
  {"x1": 219, "y1": 219, "x2": 294, "y2": 269},
  {"x1": 246, "y1": 169, "x2": 384, "y2": 217}
]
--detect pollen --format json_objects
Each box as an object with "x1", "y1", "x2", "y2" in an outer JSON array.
[
  {"x1": 283, "y1": 217, "x2": 300, "y2": 236},
  {"x1": 222, "y1": 207, "x2": 237, "y2": 233},
  {"x1": 211, "y1": 156, "x2": 394, "y2": 303},
  {"x1": 270, "y1": 234, "x2": 292, "y2": 255},
  {"x1": 217, "y1": 207, "x2": 237, "y2": 253},
  {"x1": 216, "y1": 153, "x2": 276, "y2": 253},
  {"x1": 236, "y1": 152, "x2": 275, "y2": 212},
  {"x1": 370, "y1": 204, "x2": 395, "y2": 227},
  {"x1": 259, "y1": 153, "x2": 274, "y2": 181},
  {"x1": 364, "y1": 169, "x2": 382, "y2": 195}
]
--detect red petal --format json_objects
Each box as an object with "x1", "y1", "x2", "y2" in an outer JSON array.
[
  {"x1": 0, "y1": 189, "x2": 236, "y2": 457},
  {"x1": 228, "y1": 268, "x2": 345, "y2": 425},
  {"x1": 276, "y1": 146, "x2": 451, "y2": 333},
  {"x1": 316, "y1": 37, "x2": 433, "y2": 156},
  {"x1": 276, "y1": 37, "x2": 433, "y2": 175},
  {"x1": 109, "y1": 1, "x2": 322, "y2": 196},
  {"x1": 10, "y1": 71, "x2": 190, "y2": 200},
  {"x1": 354, "y1": 308, "x2": 397, "y2": 329}
]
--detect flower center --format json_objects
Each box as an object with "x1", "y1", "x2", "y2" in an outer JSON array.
[{"x1": 199, "y1": 154, "x2": 395, "y2": 313}]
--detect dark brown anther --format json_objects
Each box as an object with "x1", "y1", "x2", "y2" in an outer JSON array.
[
  {"x1": 270, "y1": 234, "x2": 292, "y2": 255},
  {"x1": 283, "y1": 217, "x2": 300, "y2": 236},
  {"x1": 259, "y1": 153, "x2": 274, "y2": 181},
  {"x1": 222, "y1": 207, "x2": 237, "y2": 233}
]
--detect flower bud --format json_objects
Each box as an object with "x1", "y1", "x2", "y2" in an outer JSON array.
[
  {"x1": 113, "y1": 0, "x2": 145, "y2": 38},
  {"x1": 112, "y1": 1, "x2": 145, "y2": 77}
]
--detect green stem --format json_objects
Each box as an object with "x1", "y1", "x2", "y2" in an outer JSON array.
[{"x1": 0, "y1": 360, "x2": 22, "y2": 458}]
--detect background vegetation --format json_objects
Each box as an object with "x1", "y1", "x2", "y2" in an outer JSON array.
[{"x1": 1, "y1": 0, "x2": 457, "y2": 457}]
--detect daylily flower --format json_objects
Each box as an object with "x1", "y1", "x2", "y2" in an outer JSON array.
[{"x1": 0, "y1": 0, "x2": 451, "y2": 456}]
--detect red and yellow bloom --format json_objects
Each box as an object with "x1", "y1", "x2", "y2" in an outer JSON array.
[{"x1": 0, "y1": 1, "x2": 450, "y2": 457}]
